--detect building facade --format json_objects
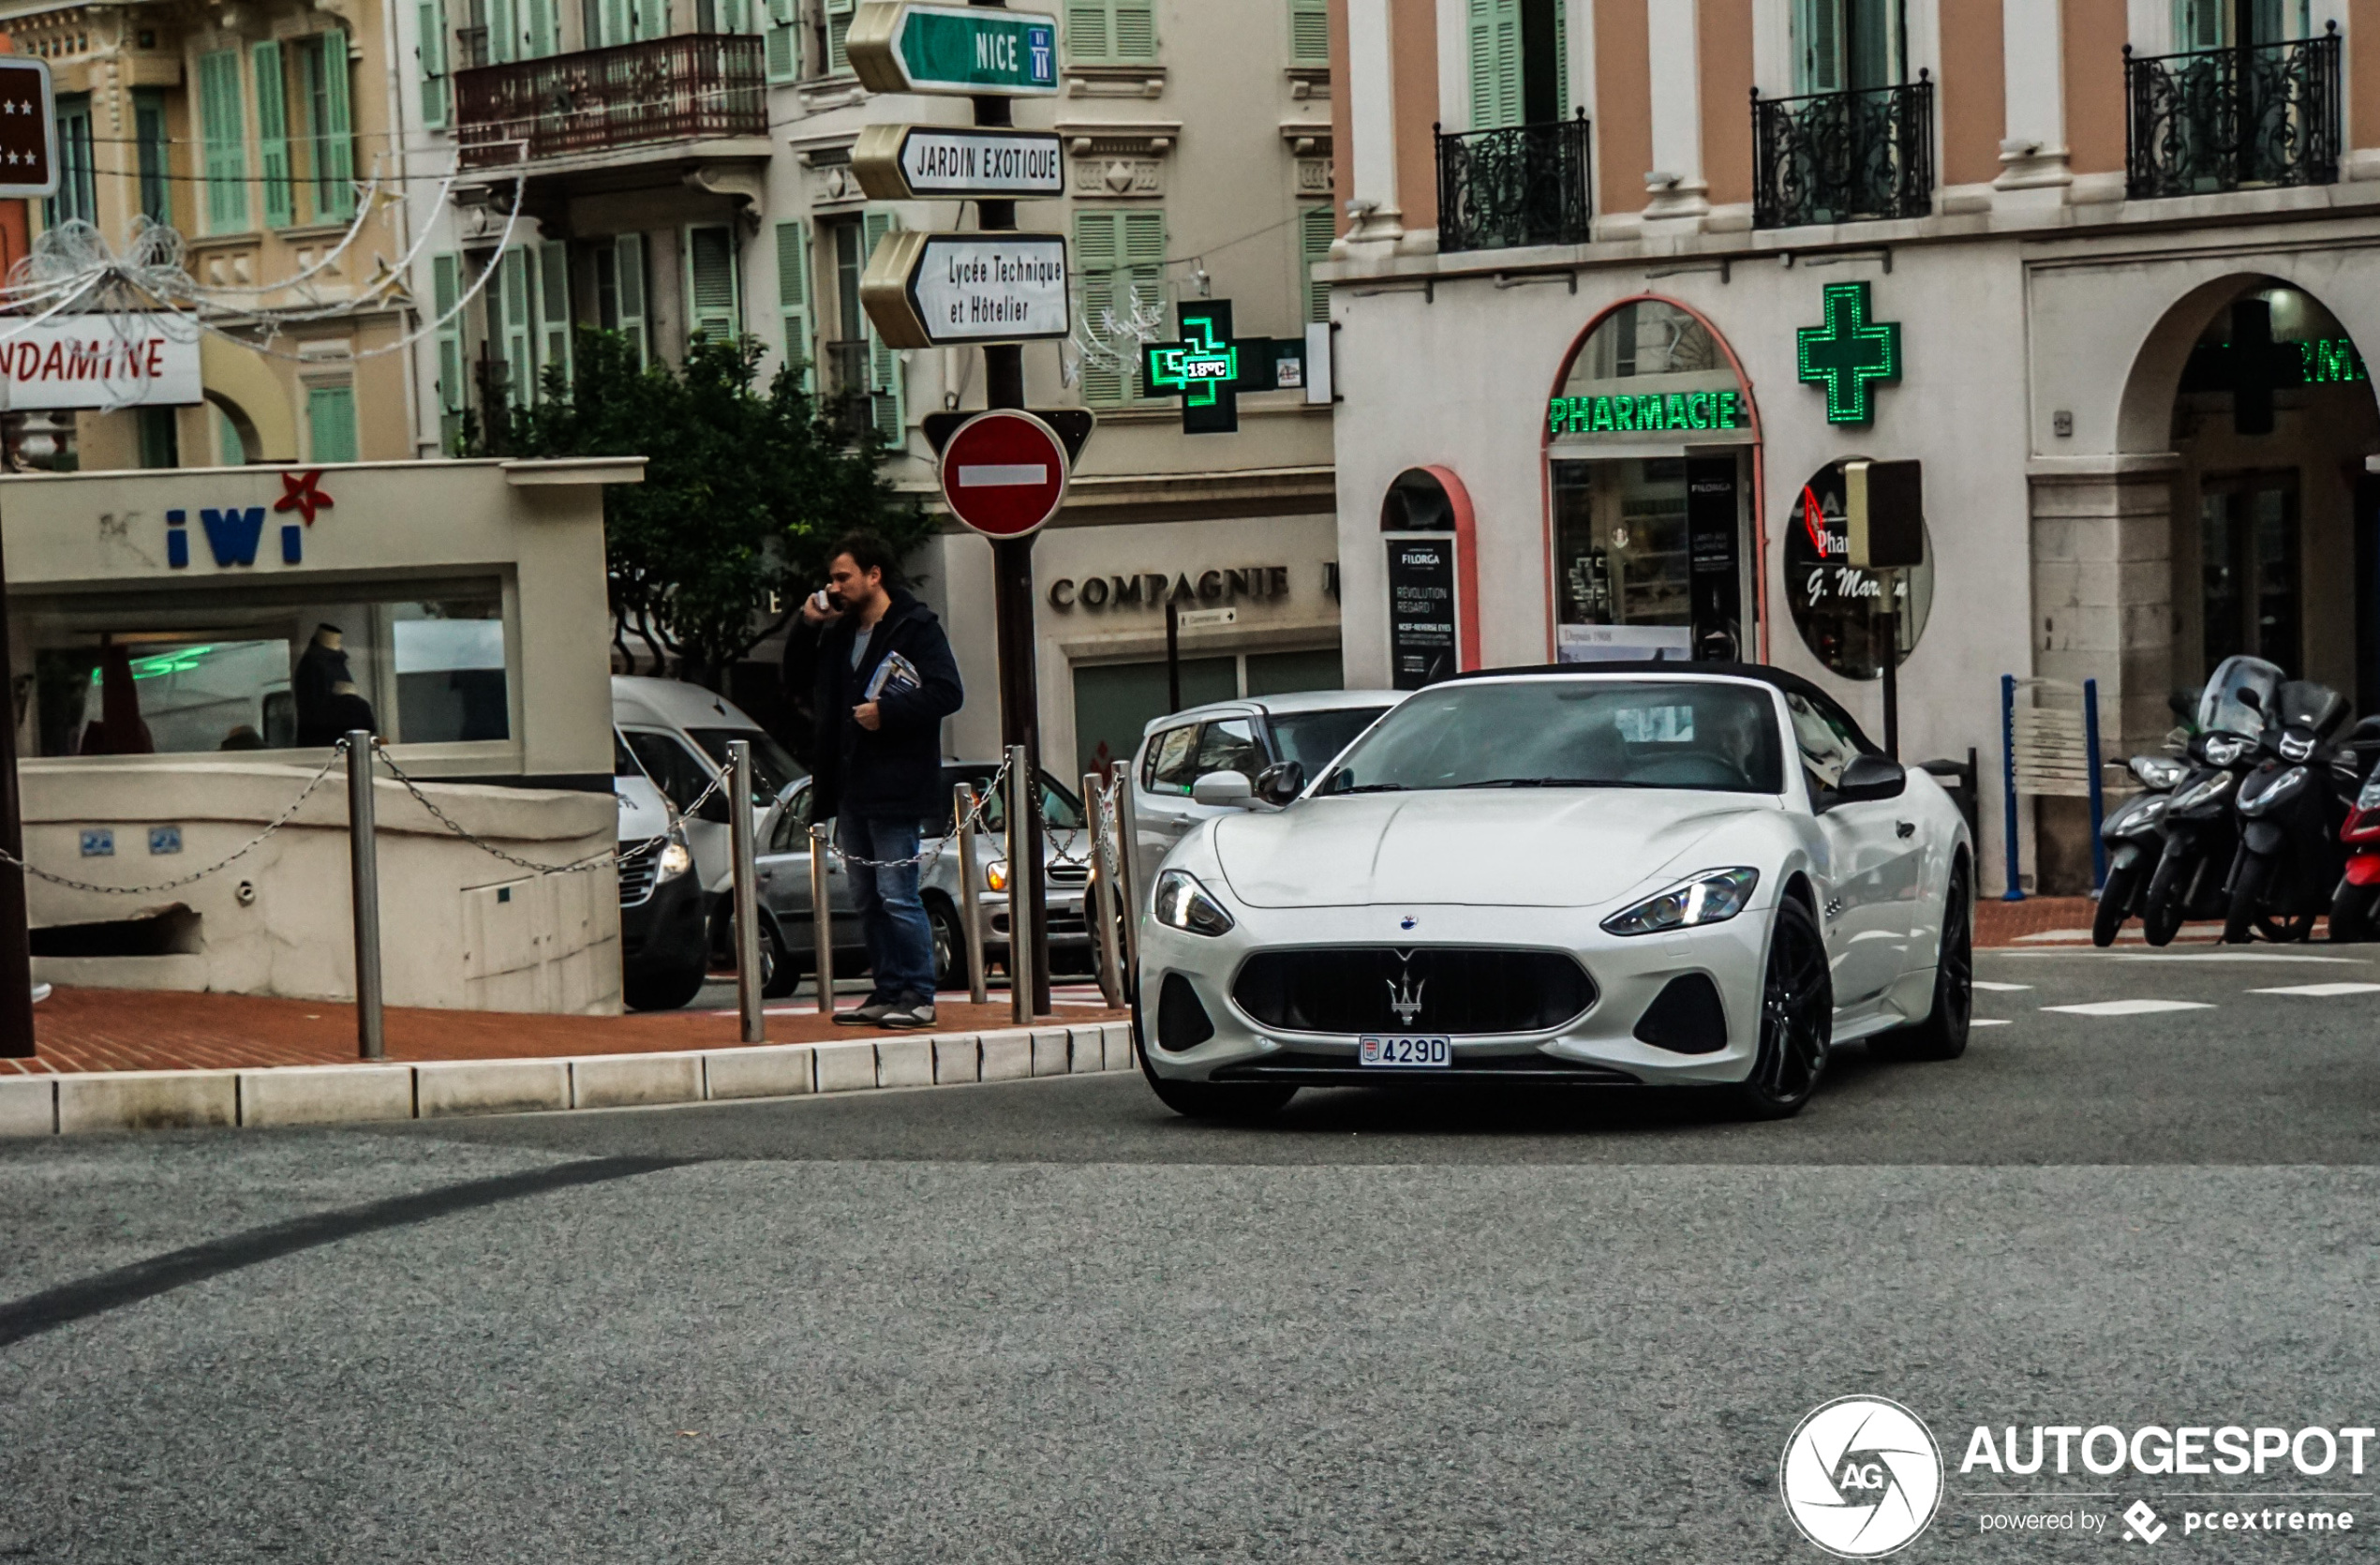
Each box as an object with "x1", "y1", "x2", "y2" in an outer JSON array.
[
  {"x1": 1326, "y1": 0, "x2": 2380, "y2": 893},
  {"x1": 0, "y1": 0, "x2": 412, "y2": 470},
  {"x1": 399, "y1": 0, "x2": 1344, "y2": 779}
]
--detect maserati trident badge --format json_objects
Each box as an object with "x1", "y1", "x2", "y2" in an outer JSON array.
[{"x1": 1387, "y1": 962, "x2": 1426, "y2": 1026}]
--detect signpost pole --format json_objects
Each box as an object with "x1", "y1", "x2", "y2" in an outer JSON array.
[
  {"x1": 0, "y1": 490, "x2": 35, "y2": 1059},
  {"x1": 1880, "y1": 568, "x2": 1900, "y2": 761},
  {"x1": 972, "y1": 0, "x2": 1050, "y2": 1019}
]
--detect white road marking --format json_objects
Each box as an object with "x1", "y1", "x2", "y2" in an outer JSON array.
[
  {"x1": 1972, "y1": 980, "x2": 2033, "y2": 991},
  {"x1": 2247, "y1": 982, "x2": 2380, "y2": 997},
  {"x1": 2115, "y1": 953, "x2": 2364, "y2": 964},
  {"x1": 1972, "y1": 1018, "x2": 2014, "y2": 1027},
  {"x1": 2041, "y1": 999, "x2": 2217, "y2": 1017}
]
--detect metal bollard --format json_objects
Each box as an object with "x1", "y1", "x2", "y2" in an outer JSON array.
[
  {"x1": 728, "y1": 741, "x2": 764, "y2": 1044},
  {"x1": 809, "y1": 823, "x2": 835, "y2": 1015},
  {"x1": 344, "y1": 731, "x2": 384, "y2": 1060},
  {"x1": 1109, "y1": 759, "x2": 1141, "y2": 982},
  {"x1": 1004, "y1": 743, "x2": 1034, "y2": 1025},
  {"x1": 953, "y1": 782, "x2": 989, "y2": 1006},
  {"x1": 1084, "y1": 770, "x2": 1124, "y2": 1008}
]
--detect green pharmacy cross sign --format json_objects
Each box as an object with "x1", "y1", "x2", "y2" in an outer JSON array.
[
  {"x1": 1797, "y1": 280, "x2": 1902, "y2": 425},
  {"x1": 1142, "y1": 302, "x2": 1306, "y2": 435}
]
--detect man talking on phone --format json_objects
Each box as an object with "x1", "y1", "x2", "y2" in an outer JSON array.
[{"x1": 782, "y1": 532, "x2": 964, "y2": 1029}]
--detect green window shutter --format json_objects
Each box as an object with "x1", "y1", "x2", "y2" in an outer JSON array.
[
  {"x1": 253, "y1": 42, "x2": 292, "y2": 229},
  {"x1": 218, "y1": 407, "x2": 249, "y2": 465},
  {"x1": 1794, "y1": 0, "x2": 1842, "y2": 93},
  {"x1": 1467, "y1": 0, "x2": 1521, "y2": 129},
  {"x1": 307, "y1": 385, "x2": 358, "y2": 463},
  {"x1": 1072, "y1": 209, "x2": 1121, "y2": 405},
  {"x1": 199, "y1": 51, "x2": 248, "y2": 233},
  {"x1": 633, "y1": 0, "x2": 667, "y2": 41},
  {"x1": 615, "y1": 233, "x2": 648, "y2": 367},
  {"x1": 498, "y1": 247, "x2": 535, "y2": 407},
  {"x1": 1299, "y1": 202, "x2": 1333, "y2": 324},
  {"x1": 316, "y1": 34, "x2": 356, "y2": 223},
  {"x1": 860, "y1": 209, "x2": 902, "y2": 440},
  {"x1": 765, "y1": 0, "x2": 799, "y2": 81},
  {"x1": 775, "y1": 218, "x2": 812, "y2": 391},
  {"x1": 535, "y1": 241, "x2": 573, "y2": 395},
  {"x1": 488, "y1": 0, "x2": 516, "y2": 63},
  {"x1": 432, "y1": 252, "x2": 465, "y2": 450},
  {"x1": 1554, "y1": 0, "x2": 1568, "y2": 117},
  {"x1": 686, "y1": 224, "x2": 740, "y2": 341},
  {"x1": 721, "y1": 0, "x2": 748, "y2": 34},
  {"x1": 1065, "y1": 3, "x2": 1108, "y2": 61},
  {"x1": 1289, "y1": 0, "x2": 1328, "y2": 63},
  {"x1": 1120, "y1": 209, "x2": 1166, "y2": 394},
  {"x1": 1113, "y1": 0, "x2": 1154, "y2": 60},
  {"x1": 525, "y1": 0, "x2": 557, "y2": 57},
  {"x1": 419, "y1": 3, "x2": 449, "y2": 127}
]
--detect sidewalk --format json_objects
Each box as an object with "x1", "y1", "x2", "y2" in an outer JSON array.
[
  {"x1": 1975, "y1": 896, "x2": 2236, "y2": 948},
  {"x1": 0, "y1": 985, "x2": 1126, "y2": 1076}
]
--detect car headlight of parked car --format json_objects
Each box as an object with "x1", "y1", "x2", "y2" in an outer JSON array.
[
  {"x1": 1152, "y1": 869, "x2": 1235, "y2": 937},
  {"x1": 658, "y1": 837, "x2": 694, "y2": 879},
  {"x1": 2131, "y1": 755, "x2": 2189, "y2": 790},
  {"x1": 1600, "y1": 867, "x2": 1760, "y2": 937},
  {"x1": 986, "y1": 860, "x2": 1008, "y2": 892}
]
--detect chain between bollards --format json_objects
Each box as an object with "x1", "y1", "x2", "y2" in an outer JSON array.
[
  {"x1": 345, "y1": 729, "x2": 384, "y2": 1061},
  {"x1": 728, "y1": 740, "x2": 765, "y2": 1045}
]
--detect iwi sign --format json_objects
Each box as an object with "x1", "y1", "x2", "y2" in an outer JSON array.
[{"x1": 165, "y1": 470, "x2": 335, "y2": 569}]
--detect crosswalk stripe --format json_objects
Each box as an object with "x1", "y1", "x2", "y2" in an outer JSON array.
[
  {"x1": 2040, "y1": 999, "x2": 2216, "y2": 1017},
  {"x1": 2247, "y1": 982, "x2": 2380, "y2": 997}
]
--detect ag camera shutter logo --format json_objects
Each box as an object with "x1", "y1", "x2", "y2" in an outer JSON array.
[{"x1": 1780, "y1": 1395, "x2": 1944, "y2": 1557}]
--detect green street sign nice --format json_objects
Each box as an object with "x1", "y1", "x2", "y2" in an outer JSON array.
[{"x1": 848, "y1": 2, "x2": 1059, "y2": 97}]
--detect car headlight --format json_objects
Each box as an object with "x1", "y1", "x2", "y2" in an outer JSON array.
[
  {"x1": 1600, "y1": 867, "x2": 1761, "y2": 938},
  {"x1": 986, "y1": 860, "x2": 1007, "y2": 892},
  {"x1": 1152, "y1": 869, "x2": 1235, "y2": 937},
  {"x1": 2170, "y1": 770, "x2": 2235, "y2": 813},
  {"x1": 2131, "y1": 755, "x2": 2189, "y2": 791},
  {"x1": 658, "y1": 839, "x2": 693, "y2": 879},
  {"x1": 2202, "y1": 733, "x2": 2250, "y2": 767}
]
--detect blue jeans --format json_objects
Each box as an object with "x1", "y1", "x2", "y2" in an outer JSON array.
[{"x1": 837, "y1": 813, "x2": 936, "y2": 1002}]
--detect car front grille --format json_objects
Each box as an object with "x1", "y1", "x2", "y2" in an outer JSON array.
[
  {"x1": 619, "y1": 844, "x2": 662, "y2": 906},
  {"x1": 1049, "y1": 863, "x2": 1090, "y2": 887},
  {"x1": 1231, "y1": 946, "x2": 1597, "y2": 1036}
]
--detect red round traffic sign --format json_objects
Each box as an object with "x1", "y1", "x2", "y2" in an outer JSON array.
[{"x1": 938, "y1": 410, "x2": 1069, "y2": 540}]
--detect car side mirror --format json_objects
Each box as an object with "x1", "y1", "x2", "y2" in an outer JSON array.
[
  {"x1": 1191, "y1": 768, "x2": 1257, "y2": 809},
  {"x1": 1828, "y1": 753, "x2": 1908, "y2": 807},
  {"x1": 1253, "y1": 760, "x2": 1305, "y2": 806}
]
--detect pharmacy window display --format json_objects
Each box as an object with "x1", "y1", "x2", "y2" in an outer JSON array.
[{"x1": 1546, "y1": 299, "x2": 1759, "y2": 663}]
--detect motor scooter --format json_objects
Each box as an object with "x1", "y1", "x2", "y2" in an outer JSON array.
[
  {"x1": 2138, "y1": 656, "x2": 2283, "y2": 946},
  {"x1": 2223, "y1": 678, "x2": 2355, "y2": 944},
  {"x1": 2325, "y1": 717, "x2": 2380, "y2": 941},
  {"x1": 2092, "y1": 753, "x2": 2189, "y2": 946}
]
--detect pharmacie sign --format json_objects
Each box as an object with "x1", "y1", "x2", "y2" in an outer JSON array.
[
  {"x1": 0, "y1": 314, "x2": 201, "y2": 410},
  {"x1": 1548, "y1": 386, "x2": 1750, "y2": 437}
]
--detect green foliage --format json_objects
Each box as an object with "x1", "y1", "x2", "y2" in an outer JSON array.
[{"x1": 479, "y1": 331, "x2": 926, "y2": 684}]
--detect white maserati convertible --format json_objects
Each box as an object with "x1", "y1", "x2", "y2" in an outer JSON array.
[{"x1": 1133, "y1": 663, "x2": 1974, "y2": 1120}]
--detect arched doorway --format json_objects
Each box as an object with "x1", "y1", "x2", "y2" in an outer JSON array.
[{"x1": 1541, "y1": 296, "x2": 1762, "y2": 663}]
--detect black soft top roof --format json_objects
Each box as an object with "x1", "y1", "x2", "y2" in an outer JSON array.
[{"x1": 1441, "y1": 661, "x2": 1882, "y2": 753}]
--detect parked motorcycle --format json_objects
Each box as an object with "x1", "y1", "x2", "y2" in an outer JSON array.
[
  {"x1": 2326, "y1": 717, "x2": 2380, "y2": 941},
  {"x1": 2138, "y1": 656, "x2": 2283, "y2": 946},
  {"x1": 2092, "y1": 753, "x2": 2190, "y2": 946},
  {"x1": 2223, "y1": 678, "x2": 2355, "y2": 944}
]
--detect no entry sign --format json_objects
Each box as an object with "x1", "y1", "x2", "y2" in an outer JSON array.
[{"x1": 938, "y1": 410, "x2": 1068, "y2": 539}]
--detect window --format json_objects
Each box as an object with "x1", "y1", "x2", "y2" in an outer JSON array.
[
  {"x1": 683, "y1": 727, "x2": 805, "y2": 799},
  {"x1": 431, "y1": 253, "x2": 465, "y2": 449},
  {"x1": 1299, "y1": 202, "x2": 1333, "y2": 325},
  {"x1": 859, "y1": 210, "x2": 902, "y2": 440},
  {"x1": 938, "y1": 768, "x2": 1087, "y2": 834},
  {"x1": 775, "y1": 219, "x2": 812, "y2": 390},
  {"x1": 622, "y1": 729, "x2": 717, "y2": 813},
  {"x1": 1466, "y1": 0, "x2": 1565, "y2": 129},
  {"x1": 1784, "y1": 690, "x2": 1870, "y2": 793},
  {"x1": 1268, "y1": 707, "x2": 1391, "y2": 773},
  {"x1": 823, "y1": 0, "x2": 855, "y2": 73},
  {"x1": 198, "y1": 50, "x2": 248, "y2": 233},
  {"x1": 492, "y1": 247, "x2": 534, "y2": 407},
  {"x1": 1073, "y1": 208, "x2": 1165, "y2": 407},
  {"x1": 1793, "y1": 0, "x2": 1901, "y2": 94},
  {"x1": 253, "y1": 41, "x2": 294, "y2": 228},
  {"x1": 1192, "y1": 719, "x2": 1267, "y2": 781},
  {"x1": 1064, "y1": 0, "x2": 1155, "y2": 62},
  {"x1": 306, "y1": 384, "x2": 358, "y2": 463},
  {"x1": 765, "y1": 0, "x2": 800, "y2": 81},
  {"x1": 1290, "y1": 0, "x2": 1327, "y2": 63},
  {"x1": 216, "y1": 407, "x2": 251, "y2": 465},
  {"x1": 686, "y1": 224, "x2": 740, "y2": 343},
  {"x1": 420, "y1": 1, "x2": 450, "y2": 127},
  {"x1": 133, "y1": 91, "x2": 170, "y2": 228},
  {"x1": 767, "y1": 782, "x2": 814, "y2": 852},
  {"x1": 303, "y1": 34, "x2": 357, "y2": 223},
  {"x1": 596, "y1": 233, "x2": 647, "y2": 367},
  {"x1": 1143, "y1": 723, "x2": 1197, "y2": 791},
  {"x1": 136, "y1": 408, "x2": 179, "y2": 470},
  {"x1": 534, "y1": 241, "x2": 572, "y2": 388},
  {"x1": 45, "y1": 96, "x2": 94, "y2": 230}
]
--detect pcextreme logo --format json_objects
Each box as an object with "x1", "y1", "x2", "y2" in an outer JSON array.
[{"x1": 1780, "y1": 1396, "x2": 1945, "y2": 1558}]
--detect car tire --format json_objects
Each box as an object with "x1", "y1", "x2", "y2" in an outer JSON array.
[
  {"x1": 1133, "y1": 991, "x2": 1295, "y2": 1120},
  {"x1": 759, "y1": 920, "x2": 799, "y2": 999},
  {"x1": 1871, "y1": 857, "x2": 1972, "y2": 1063},
  {"x1": 624, "y1": 960, "x2": 707, "y2": 1013},
  {"x1": 2091, "y1": 857, "x2": 2140, "y2": 948},
  {"x1": 1730, "y1": 894, "x2": 1832, "y2": 1119},
  {"x1": 2141, "y1": 851, "x2": 2190, "y2": 946},
  {"x1": 927, "y1": 895, "x2": 967, "y2": 992},
  {"x1": 2223, "y1": 852, "x2": 2276, "y2": 945},
  {"x1": 2330, "y1": 880, "x2": 2376, "y2": 943}
]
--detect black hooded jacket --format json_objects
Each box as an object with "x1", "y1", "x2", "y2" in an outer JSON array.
[{"x1": 782, "y1": 588, "x2": 964, "y2": 822}]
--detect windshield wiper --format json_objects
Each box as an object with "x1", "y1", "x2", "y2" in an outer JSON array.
[{"x1": 1328, "y1": 782, "x2": 1406, "y2": 795}]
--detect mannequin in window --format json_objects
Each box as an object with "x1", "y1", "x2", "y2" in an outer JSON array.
[{"x1": 294, "y1": 623, "x2": 374, "y2": 745}]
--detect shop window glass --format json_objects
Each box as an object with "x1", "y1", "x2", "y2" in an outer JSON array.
[
  {"x1": 27, "y1": 588, "x2": 510, "y2": 757},
  {"x1": 1074, "y1": 655, "x2": 1234, "y2": 782},
  {"x1": 2200, "y1": 478, "x2": 2300, "y2": 679},
  {"x1": 1245, "y1": 648, "x2": 1343, "y2": 697}
]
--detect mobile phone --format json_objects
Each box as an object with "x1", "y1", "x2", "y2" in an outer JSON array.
[{"x1": 813, "y1": 589, "x2": 840, "y2": 613}]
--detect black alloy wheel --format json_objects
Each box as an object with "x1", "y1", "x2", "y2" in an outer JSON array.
[
  {"x1": 2141, "y1": 852, "x2": 2191, "y2": 946},
  {"x1": 759, "y1": 919, "x2": 799, "y2": 999},
  {"x1": 2223, "y1": 853, "x2": 2278, "y2": 945},
  {"x1": 1872, "y1": 858, "x2": 1972, "y2": 1062},
  {"x1": 927, "y1": 896, "x2": 967, "y2": 992},
  {"x1": 2092, "y1": 858, "x2": 2141, "y2": 948},
  {"x1": 1733, "y1": 895, "x2": 1832, "y2": 1118}
]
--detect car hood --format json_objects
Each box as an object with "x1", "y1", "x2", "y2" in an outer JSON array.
[{"x1": 1210, "y1": 790, "x2": 1777, "y2": 910}]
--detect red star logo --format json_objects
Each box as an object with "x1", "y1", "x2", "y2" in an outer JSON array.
[{"x1": 273, "y1": 468, "x2": 335, "y2": 525}]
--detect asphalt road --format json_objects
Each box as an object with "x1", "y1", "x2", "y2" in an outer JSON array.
[{"x1": 4, "y1": 945, "x2": 2379, "y2": 1563}]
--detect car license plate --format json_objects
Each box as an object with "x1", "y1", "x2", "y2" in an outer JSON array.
[{"x1": 1360, "y1": 1035, "x2": 1451, "y2": 1068}]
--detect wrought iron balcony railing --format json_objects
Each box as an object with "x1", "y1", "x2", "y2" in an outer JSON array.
[
  {"x1": 1752, "y1": 74, "x2": 1934, "y2": 231},
  {"x1": 2124, "y1": 24, "x2": 2340, "y2": 200},
  {"x1": 1435, "y1": 111, "x2": 1593, "y2": 254},
  {"x1": 454, "y1": 33, "x2": 766, "y2": 169},
  {"x1": 823, "y1": 340, "x2": 878, "y2": 440}
]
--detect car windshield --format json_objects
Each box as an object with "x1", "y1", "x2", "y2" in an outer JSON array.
[
  {"x1": 1316, "y1": 679, "x2": 1785, "y2": 795},
  {"x1": 1269, "y1": 707, "x2": 1392, "y2": 771},
  {"x1": 686, "y1": 727, "x2": 806, "y2": 799},
  {"x1": 2197, "y1": 656, "x2": 2284, "y2": 739},
  {"x1": 936, "y1": 769, "x2": 1087, "y2": 833}
]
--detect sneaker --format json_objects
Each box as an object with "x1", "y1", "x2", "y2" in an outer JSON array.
[
  {"x1": 878, "y1": 994, "x2": 937, "y2": 1030},
  {"x1": 835, "y1": 997, "x2": 898, "y2": 1027}
]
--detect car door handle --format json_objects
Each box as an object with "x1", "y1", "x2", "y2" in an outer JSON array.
[{"x1": 1896, "y1": 821, "x2": 1915, "y2": 839}]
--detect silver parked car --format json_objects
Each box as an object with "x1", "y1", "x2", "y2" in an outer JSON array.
[
  {"x1": 1127, "y1": 690, "x2": 1406, "y2": 882},
  {"x1": 751, "y1": 763, "x2": 1094, "y2": 996}
]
